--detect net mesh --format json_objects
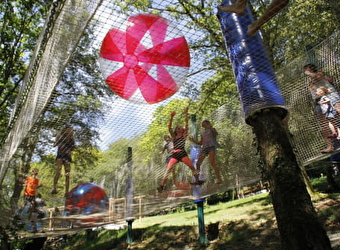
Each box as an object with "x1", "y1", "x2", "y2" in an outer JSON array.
[
  {"x1": 277, "y1": 31, "x2": 340, "y2": 165},
  {"x1": 0, "y1": 0, "x2": 340, "y2": 229}
]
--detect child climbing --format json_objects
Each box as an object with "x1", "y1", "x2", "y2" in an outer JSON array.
[
  {"x1": 316, "y1": 86, "x2": 340, "y2": 141},
  {"x1": 158, "y1": 108, "x2": 202, "y2": 193}
]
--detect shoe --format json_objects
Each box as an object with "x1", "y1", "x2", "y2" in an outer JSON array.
[
  {"x1": 51, "y1": 189, "x2": 58, "y2": 194},
  {"x1": 157, "y1": 185, "x2": 165, "y2": 193},
  {"x1": 321, "y1": 148, "x2": 334, "y2": 154},
  {"x1": 190, "y1": 180, "x2": 205, "y2": 185},
  {"x1": 328, "y1": 133, "x2": 337, "y2": 138}
]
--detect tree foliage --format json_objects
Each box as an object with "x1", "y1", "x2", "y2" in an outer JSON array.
[
  {"x1": 2, "y1": 21, "x2": 114, "y2": 207},
  {"x1": 0, "y1": 0, "x2": 50, "y2": 138}
]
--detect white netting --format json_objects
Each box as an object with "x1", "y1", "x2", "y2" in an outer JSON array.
[
  {"x1": 1, "y1": 0, "x2": 340, "y2": 228},
  {"x1": 0, "y1": 0, "x2": 103, "y2": 183},
  {"x1": 277, "y1": 30, "x2": 340, "y2": 165}
]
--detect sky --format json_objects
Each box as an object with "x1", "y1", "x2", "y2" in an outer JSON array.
[{"x1": 93, "y1": 1, "x2": 217, "y2": 150}]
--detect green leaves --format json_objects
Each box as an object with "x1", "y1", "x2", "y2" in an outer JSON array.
[{"x1": 0, "y1": 0, "x2": 47, "y2": 138}]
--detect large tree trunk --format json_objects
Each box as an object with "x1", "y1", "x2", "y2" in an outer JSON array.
[{"x1": 248, "y1": 109, "x2": 332, "y2": 249}]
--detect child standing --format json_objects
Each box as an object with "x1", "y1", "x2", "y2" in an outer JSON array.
[
  {"x1": 22, "y1": 168, "x2": 42, "y2": 220},
  {"x1": 190, "y1": 120, "x2": 223, "y2": 184},
  {"x1": 317, "y1": 87, "x2": 340, "y2": 140},
  {"x1": 304, "y1": 64, "x2": 340, "y2": 153}
]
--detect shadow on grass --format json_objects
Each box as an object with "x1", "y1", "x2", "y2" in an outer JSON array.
[
  {"x1": 43, "y1": 193, "x2": 340, "y2": 250},
  {"x1": 54, "y1": 218, "x2": 281, "y2": 250}
]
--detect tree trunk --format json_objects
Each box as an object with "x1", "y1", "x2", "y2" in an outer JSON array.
[{"x1": 248, "y1": 109, "x2": 332, "y2": 249}]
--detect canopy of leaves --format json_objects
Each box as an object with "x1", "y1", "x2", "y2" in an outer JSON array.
[{"x1": 0, "y1": 0, "x2": 50, "y2": 138}]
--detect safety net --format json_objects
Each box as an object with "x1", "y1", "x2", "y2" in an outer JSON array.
[{"x1": 0, "y1": 0, "x2": 339, "y2": 232}]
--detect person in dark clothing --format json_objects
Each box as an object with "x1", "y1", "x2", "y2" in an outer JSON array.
[{"x1": 52, "y1": 126, "x2": 75, "y2": 195}]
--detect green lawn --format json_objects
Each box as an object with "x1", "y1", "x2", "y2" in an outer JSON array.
[
  {"x1": 50, "y1": 191, "x2": 340, "y2": 250},
  {"x1": 14, "y1": 175, "x2": 340, "y2": 250},
  {"x1": 133, "y1": 192, "x2": 273, "y2": 228}
]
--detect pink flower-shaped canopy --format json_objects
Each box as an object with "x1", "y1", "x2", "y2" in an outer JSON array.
[{"x1": 99, "y1": 14, "x2": 190, "y2": 104}]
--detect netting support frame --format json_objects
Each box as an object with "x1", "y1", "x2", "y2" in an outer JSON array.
[
  {"x1": 194, "y1": 198, "x2": 208, "y2": 245},
  {"x1": 126, "y1": 218, "x2": 135, "y2": 244}
]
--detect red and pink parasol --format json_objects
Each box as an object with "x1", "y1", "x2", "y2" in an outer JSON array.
[{"x1": 99, "y1": 13, "x2": 190, "y2": 104}]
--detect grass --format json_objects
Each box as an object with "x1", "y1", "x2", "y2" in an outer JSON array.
[
  {"x1": 20, "y1": 180, "x2": 340, "y2": 249},
  {"x1": 44, "y1": 191, "x2": 340, "y2": 250},
  {"x1": 132, "y1": 192, "x2": 273, "y2": 228}
]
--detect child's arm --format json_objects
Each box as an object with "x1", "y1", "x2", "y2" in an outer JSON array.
[
  {"x1": 54, "y1": 134, "x2": 61, "y2": 147},
  {"x1": 211, "y1": 127, "x2": 218, "y2": 137},
  {"x1": 159, "y1": 145, "x2": 166, "y2": 154},
  {"x1": 319, "y1": 97, "x2": 331, "y2": 104},
  {"x1": 189, "y1": 136, "x2": 202, "y2": 145},
  {"x1": 183, "y1": 107, "x2": 189, "y2": 130},
  {"x1": 183, "y1": 107, "x2": 189, "y2": 137},
  {"x1": 168, "y1": 112, "x2": 176, "y2": 137}
]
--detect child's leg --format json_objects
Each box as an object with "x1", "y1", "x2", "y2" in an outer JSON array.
[
  {"x1": 171, "y1": 168, "x2": 177, "y2": 186},
  {"x1": 208, "y1": 151, "x2": 222, "y2": 183},
  {"x1": 53, "y1": 158, "x2": 63, "y2": 191},
  {"x1": 330, "y1": 118, "x2": 340, "y2": 140},
  {"x1": 329, "y1": 122, "x2": 337, "y2": 136},
  {"x1": 64, "y1": 162, "x2": 71, "y2": 194},
  {"x1": 161, "y1": 158, "x2": 177, "y2": 187},
  {"x1": 195, "y1": 153, "x2": 206, "y2": 173},
  {"x1": 28, "y1": 201, "x2": 34, "y2": 220},
  {"x1": 181, "y1": 156, "x2": 200, "y2": 183}
]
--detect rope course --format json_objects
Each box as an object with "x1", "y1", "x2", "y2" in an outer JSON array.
[{"x1": 0, "y1": 0, "x2": 340, "y2": 234}]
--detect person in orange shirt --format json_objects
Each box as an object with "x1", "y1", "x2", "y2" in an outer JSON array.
[{"x1": 22, "y1": 168, "x2": 42, "y2": 220}]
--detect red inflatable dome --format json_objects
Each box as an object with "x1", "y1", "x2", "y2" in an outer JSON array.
[{"x1": 65, "y1": 183, "x2": 108, "y2": 215}]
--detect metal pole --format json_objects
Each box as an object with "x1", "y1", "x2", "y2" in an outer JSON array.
[
  {"x1": 195, "y1": 198, "x2": 208, "y2": 245},
  {"x1": 126, "y1": 147, "x2": 134, "y2": 243},
  {"x1": 126, "y1": 219, "x2": 134, "y2": 244}
]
